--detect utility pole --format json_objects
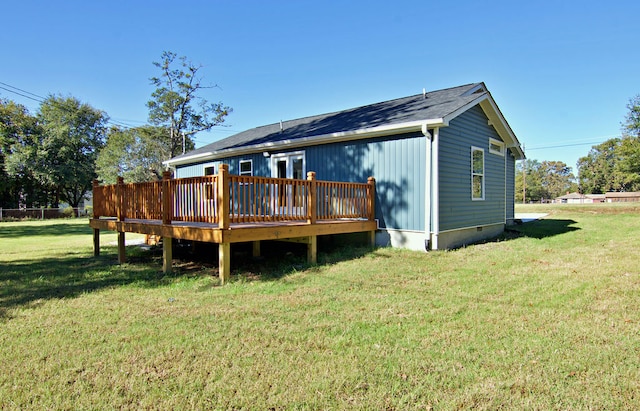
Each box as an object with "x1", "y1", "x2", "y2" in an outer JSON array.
[{"x1": 522, "y1": 144, "x2": 526, "y2": 204}]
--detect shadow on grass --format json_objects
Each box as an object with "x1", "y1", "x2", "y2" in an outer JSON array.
[
  {"x1": 0, "y1": 220, "x2": 91, "y2": 239},
  {"x1": 0, "y1": 236, "x2": 376, "y2": 318},
  {"x1": 0, "y1": 250, "x2": 186, "y2": 320},
  {"x1": 508, "y1": 218, "x2": 580, "y2": 239},
  {"x1": 171, "y1": 237, "x2": 374, "y2": 283}
]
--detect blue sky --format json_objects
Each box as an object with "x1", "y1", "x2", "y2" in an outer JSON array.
[{"x1": 2, "y1": 0, "x2": 639, "y2": 172}]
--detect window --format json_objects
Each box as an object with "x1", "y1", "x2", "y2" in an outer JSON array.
[
  {"x1": 204, "y1": 165, "x2": 216, "y2": 176},
  {"x1": 489, "y1": 138, "x2": 505, "y2": 156},
  {"x1": 471, "y1": 147, "x2": 485, "y2": 200},
  {"x1": 239, "y1": 159, "x2": 253, "y2": 176}
]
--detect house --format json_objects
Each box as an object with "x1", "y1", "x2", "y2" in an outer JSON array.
[
  {"x1": 554, "y1": 192, "x2": 605, "y2": 204},
  {"x1": 164, "y1": 83, "x2": 525, "y2": 251},
  {"x1": 604, "y1": 192, "x2": 640, "y2": 202}
]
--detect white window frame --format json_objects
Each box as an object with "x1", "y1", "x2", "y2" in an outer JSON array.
[
  {"x1": 270, "y1": 151, "x2": 306, "y2": 179},
  {"x1": 203, "y1": 164, "x2": 217, "y2": 176},
  {"x1": 489, "y1": 138, "x2": 505, "y2": 156},
  {"x1": 471, "y1": 146, "x2": 485, "y2": 201},
  {"x1": 239, "y1": 159, "x2": 253, "y2": 176}
]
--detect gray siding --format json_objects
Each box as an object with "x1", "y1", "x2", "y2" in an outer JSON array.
[
  {"x1": 438, "y1": 106, "x2": 507, "y2": 231},
  {"x1": 177, "y1": 133, "x2": 427, "y2": 231},
  {"x1": 306, "y1": 133, "x2": 426, "y2": 231},
  {"x1": 175, "y1": 153, "x2": 270, "y2": 178},
  {"x1": 174, "y1": 104, "x2": 518, "y2": 236},
  {"x1": 506, "y1": 148, "x2": 515, "y2": 222}
]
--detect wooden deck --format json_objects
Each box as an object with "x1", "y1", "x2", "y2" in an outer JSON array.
[{"x1": 90, "y1": 165, "x2": 377, "y2": 283}]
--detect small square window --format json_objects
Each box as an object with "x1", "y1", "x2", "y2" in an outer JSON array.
[
  {"x1": 204, "y1": 165, "x2": 216, "y2": 175},
  {"x1": 239, "y1": 160, "x2": 252, "y2": 176},
  {"x1": 489, "y1": 138, "x2": 505, "y2": 156}
]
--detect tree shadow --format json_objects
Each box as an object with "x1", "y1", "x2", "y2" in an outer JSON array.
[
  {"x1": 0, "y1": 249, "x2": 185, "y2": 320},
  {"x1": 0, "y1": 221, "x2": 91, "y2": 238}
]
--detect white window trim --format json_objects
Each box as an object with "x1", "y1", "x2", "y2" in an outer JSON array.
[
  {"x1": 203, "y1": 163, "x2": 217, "y2": 176},
  {"x1": 270, "y1": 151, "x2": 306, "y2": 179},
  {"x1": 239, "y1": 159, "x2": 253, "y2": 176},
  {"x1": 489, "y1": 138, "x2": 505, "y2": 156},
  {"x1": 471, "y1": 146, "x2": 485, "y2": 201}
]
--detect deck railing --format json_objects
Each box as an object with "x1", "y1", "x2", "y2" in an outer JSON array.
[{"x1": 92, "y1": 165, "x2": 375, "y2": 226}]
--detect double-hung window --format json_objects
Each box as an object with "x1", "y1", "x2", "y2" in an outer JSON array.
[{"x1": 471, "y1": 147, "x2": 485, "y2": 200}]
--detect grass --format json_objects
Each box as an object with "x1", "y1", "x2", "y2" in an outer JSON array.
[{"x1": 0, "y1": 207, "x2": 639, "y2": 409}]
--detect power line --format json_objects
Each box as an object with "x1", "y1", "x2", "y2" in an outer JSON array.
[
  {"x1": 0, "y1": 81, "x2": 46, "y2": 100},
  {"x1": 0, "y1": 85, "x2": 44, "y2": 103},
  {"x1": 0, "y1": 80, "x2": 143, "y2": 130},
  {"x1": 526, "y1": 141, "x2": 607, "y2": 150}
]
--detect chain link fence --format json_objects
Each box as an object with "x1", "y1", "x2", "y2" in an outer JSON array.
[{"x1": 0, "y1": 207, "x2": 92, "y2": 221}]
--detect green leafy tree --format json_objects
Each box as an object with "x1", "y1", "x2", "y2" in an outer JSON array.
[
  {"x1": 616, "y1": 136, "x2": 640, "y2": 190},
  {"x1": 617, "y1": 95, "x2": 640, "y2": 189},
  {"x1": 539, "y1": 160, "x2": 577, "y2": 199},
  {"x1": 516, "y1": 159, "x2": 543, "y2": 202},
  {"x1": 578, "y1": 95, "x2": 640, "y2": 193},
  {"x1": 0, "y1": 99, "x2": 48, "y2": 208},
  {"x1": 516, "y1": 159, "x2": 576, "y2": 202},
  {"x1": 577, "y1": 138, "x2": 623, "y2": 194},
  {"x1": 622, "y1": 95, "x2": 640, "y2": 138},
  {"x1": 147, "y1": 51, "x2": 231, "y2": 158},
  {"x1": 97, "y1": 125, "x2": 169, "y2": 184},
  {"x1": 31, "y1": 96, "x2": 107, "y2": 209}
]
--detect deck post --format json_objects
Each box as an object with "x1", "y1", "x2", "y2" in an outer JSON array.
[
  {"x1": 116, "y1": 177, "x2": 126, "y2": 263},
  {"x1": 163, "y1": 237, "x2": 173, "y2": 274},
  {"x1": 92, "y1": 179, "x2": 100, "y2": 256},
  {"x1": 162, "y1": 171, "x2": 173, "y2": 273},
  {"x1": 306, "y1": 171, "x2": 317, "y2": 224},
  {"x1": 252, "y1": 241, "x2": 261, "y2": 258},
  {"x1": 368, "y1": 176, "x2": 376, "y2": 248},
  {"x1": 217, "y1": 164, "x2": 230, "y2": 229},
  {"x1": 92, "y1": 180, "x2": 101, "y2": 219},
  {"x1": 307, "y1": 235, "x2": 317, "y2": 264},
  {"x1": 93, "y1": 228, "x2": 100, "y2": 256},
  {"x1": 219, "y1": 242, "x2": 230, "y2": 284},
  {"x1": 217, "y1": 165, "x2": 231, "y2": 283},
  {"x1": 116, "y1": 176, "x2": 125, "y2": 221},
  {"x1": 117, "y1": 232, "x2": 126, "y2": 264},
  {"x1": 162, "y1": 171, "x2": 172, "y2": 225}
]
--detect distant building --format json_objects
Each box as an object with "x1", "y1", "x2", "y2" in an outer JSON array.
[
  {"x1": 604, "y1": 192, "x2": 640, "y2": 203},
  {"x1": 555, "y1": 192, "x2": 605, "y2": 204}
]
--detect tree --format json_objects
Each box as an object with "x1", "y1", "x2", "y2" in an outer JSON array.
[
  {"x1": 577, "y1": 95, "x2": 640, "y2": 193},
  {"x1": 516, "y1": 159, "x2": 576, "y2": 202},
  {"x1": 516, "y1": 159, "x2": 542, "y2": 203},
  {"x1": 147, "y1": 51, "x2": 231, "y2": 158},
  {"x1": 30, "y1": 96, "x2": 107, "y2": 209},
  {"x1": 96, "y1": 125, "x2": 170, "y2": 184},
  {"x1": 539, "y1": 160, "x2": 577, "y2": 199},
  {"x1": 0, "y1": 99, "x2": 47, "y2": 208},
  {"x1": 622, "y1": 95, "x2": 640, "y2": 138}
]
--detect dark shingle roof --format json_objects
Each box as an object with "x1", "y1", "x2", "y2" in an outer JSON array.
[{"x1": 168, "y1": 82, "x2": 502, "y2": 163}]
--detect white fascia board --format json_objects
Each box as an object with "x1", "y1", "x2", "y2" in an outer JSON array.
[
  {"x1": 478, "y1": 97, "x2": 526, "y2": 160},
  {"x1": 163, "y1": 151, "x2": 215, "y2": 167},
  {"x1": 168, "y1": 119, "x2": 447, "y2": 165},
  {"x1": 442, "y1": 94, "x2": 489, "y2": 125}
]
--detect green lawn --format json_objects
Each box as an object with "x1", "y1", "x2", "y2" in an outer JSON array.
[{"x1": 1, "y1": 207, "x2": 639, "y2": 409}]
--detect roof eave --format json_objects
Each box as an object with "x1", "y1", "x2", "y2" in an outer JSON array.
[
  {"x1": 477, "y1": 95, "x2": 526, "y2": 160},
  {"x1": 163, "y1": 151, "x2": 215, "y2": 167},
  {"x1": 164, "y1": 118, "x2": 447, "y2": 166}
]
